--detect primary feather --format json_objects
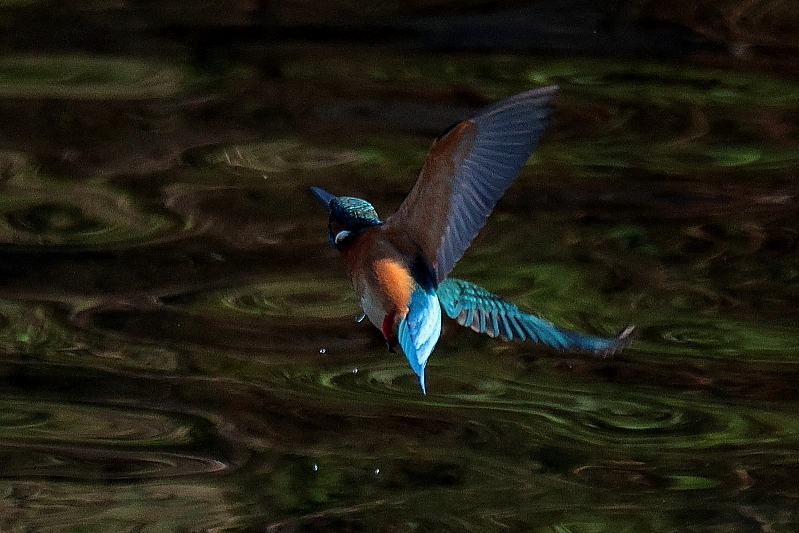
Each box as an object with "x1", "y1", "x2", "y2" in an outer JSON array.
[{"x1": 437, "y1": 278, "x2": 633, "y2": 355}]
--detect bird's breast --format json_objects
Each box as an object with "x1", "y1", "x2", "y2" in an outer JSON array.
[{"x1": 340, "y1": 228, "x2": 417, "y2": 339}]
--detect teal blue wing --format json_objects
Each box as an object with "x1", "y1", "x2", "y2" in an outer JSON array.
[
  {"x1": 437, "y1": 278, "x2": 634, "y2": 355},
  {"x1": 385, "y1": 87, "x2": 557, "y2": 284},
  {"x1": 397, "y1": 287, "x2": 442, "y2": 394}
]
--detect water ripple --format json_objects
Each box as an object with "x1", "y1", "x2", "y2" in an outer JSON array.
[
  {"x1": 180, "y1": 277, "x2": 355, "y2": 320},
  {"x1": 0, "y1": 179, "x2": 177, "y2": 247},
  {"x1": 270, "y1": 361, "x2": 799, "y2": 451},
  {"x1": 208, "y1": 141, "x2": 361, "y2": 173},
  {"x1": 0, "y1": 446, "x2": 229, "y2": 480},
  {"x1": 0, "y1": 398, "x2": 234, "y2": 481},
  {"x1": 637, "y1": 317, "x2": 799, "y2": 361},
  {"x1": 0, "y1": 399, "x2": 192, "y2": 445},
  {"x1": 162, "y1": 184, "x2": 303, "y2": 249},
  {"x1": 0, "y1": 55, "x2": 185, "y2": 99},
  {"x1": 0, "y1": 300, "x2": 178, "y2": 371},
  {"x1": 531, "y1": 59, "x2": 799, "y2": 106},
  {"x1": 0, "y1": 481, "x2": 239, "y2": 533}
]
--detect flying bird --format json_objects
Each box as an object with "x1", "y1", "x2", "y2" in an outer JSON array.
[{"x1": 311, "y1": 87, "x2": 633, "y2": 393}]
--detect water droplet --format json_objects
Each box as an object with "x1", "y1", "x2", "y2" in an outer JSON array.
[
  {"x1": 351, "y1": 368, "x2": 358, "y2": 374},
  {"x1": 312, "y1": 463, "x2": 319, "y2": 471},
  {"x1": 374, "y1": 468, "x2": 380, "y2": 475},
  {"x1": 318, "y1": 348, "x2": 326, "y2": 354}
]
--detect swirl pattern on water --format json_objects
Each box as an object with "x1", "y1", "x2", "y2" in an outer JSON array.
[
  {"x1": 0, "y1": 399, "x2": 192, "y2": 445},
  {"x1": 0, "y1": 398, "x2": 234, "y2": 480},
  {"x1": 212, "y1": 278, "x2": 356, "y2": 319},
  {"x1": 0, "y1": 300, "x2": 178, "y2": 371},
  {"x1": 163, "y1": 183, "x2": 306, "y2": 249},
  {"x1": 175, "y1": 276, "x2": 358, "y2": 319},
  {"x1": 635, "y1": 317, "x2": 799, "y2": 361},
  {"x1": 260, "y1": 359, "x2": 799, "y2": 452},
  {"x1": 0, "y1": 481, "x2": 239, "y2": 532},
  {"x1": 0, "y1": 179, "x2": 177, "y2": 247},
  {"x1": 0, "y1": 447, "x2": 229, "y2": 480}
]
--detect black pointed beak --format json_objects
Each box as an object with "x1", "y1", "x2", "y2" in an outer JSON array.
[{"x1": 309, "y1": 187, "x2": 336, "y2": 212}]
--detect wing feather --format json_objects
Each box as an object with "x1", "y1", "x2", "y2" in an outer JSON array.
[
  {"x1": 385, "y1": 86, "x2": 557, "y2": 284},
  {"x1": 437, "y1": 278, "x2": 634, "y2": 355}
]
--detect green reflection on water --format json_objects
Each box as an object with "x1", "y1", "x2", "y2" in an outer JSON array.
[
  {"x1": 0, "y1": 299, "x2": 179, "y2": 371},
  {"x1": 284, "y1": 55, "x2": 799, "y2": 106},
  {"x1": 638, "y1": 317, "x2": 799, "y2": 361},
  {"x1": 0, "y1": 173, "x2": 177, "y2": 247},
  {"x1": 207, "y1": 141, "x2": 362, "y2": 173},
  {"x1": 261, "y1": 455, "x2": 344, "y2": 511},
  {"x1": 284, "y1": 53, "x2": 799, "y2": 179},
  {"x1": 0, "y1": 55, "x2": 186, "y2": 99},
  {"x1": 0, "y1": 399, "x2": 192, "y2": 445},
  {"x1": 185, "y1": 276, "x2": 355, "y2": 319},
  {"x1": 0, "y1": 481, "x2": 241, "y2": 532},
  {"x1": 667, "y1": 474, "x2": 720, "y2": 490},
  {"x1": 527, "y1": 59, "x2": 799, "y2": 106}
]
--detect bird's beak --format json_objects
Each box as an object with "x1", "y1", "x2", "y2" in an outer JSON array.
[{"x1": 309, "y1": 187, "x2": 336, "y2": 212}]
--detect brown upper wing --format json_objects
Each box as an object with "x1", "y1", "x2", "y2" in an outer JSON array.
[{"x1": 384, "y1": 86, "x2": 558, "y2": 284}]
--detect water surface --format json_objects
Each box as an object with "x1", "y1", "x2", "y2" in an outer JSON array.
[{"x1": 1, "y1": 5, "x2": 799, "y2": 531}]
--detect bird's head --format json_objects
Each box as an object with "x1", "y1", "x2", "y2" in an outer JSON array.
[{"x1": 310, "y1": 187, "x2": 382, "y2": 250}]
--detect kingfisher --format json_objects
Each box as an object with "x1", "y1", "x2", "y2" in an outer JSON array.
[{"x1": 311, "y1": 86, "x2": 633, "y2": 393}]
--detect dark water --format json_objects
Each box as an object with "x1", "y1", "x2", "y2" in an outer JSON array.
[{"x1": 1, "y1": 3, "x2": 799, "y2": 532}]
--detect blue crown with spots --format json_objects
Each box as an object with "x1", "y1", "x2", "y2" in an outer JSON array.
[{"x1": 331, "y1": 196, "x2": 381, "y2": 226}]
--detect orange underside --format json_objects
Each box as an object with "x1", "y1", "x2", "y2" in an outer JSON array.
[{"x1": 372, "y1": 257, "x2": 414, "y2": 328}]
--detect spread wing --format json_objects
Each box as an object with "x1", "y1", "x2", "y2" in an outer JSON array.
[
  {"x1": 437, "y1": 278, "x2": 634, "y2": 355},
  {"x1": 385, "y1": 86, "x2": 557, "y2": 284},
  {"x1": 397, "y1": 286, "x2": 442, "y2": 394}
]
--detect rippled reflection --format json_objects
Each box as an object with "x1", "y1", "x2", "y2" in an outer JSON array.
[
  {"x1": 0, "y1": 481, "x2": 239, "y2": 532},
  {"x1": 0, "y1": 55, "x2": 185, "y2": 99},
  {"x1": 0, "y1": 447, "x2": 228, "y2": 479},
  {"x1": 0, "y1": 399, "x2": 191, "y2": 445},
  {"x1": 181, "y1": 277, "x2": 356, "y2": 320},
  {"x1": 0, "y1": 176, "x2": 177, "y2": 247},
  {"x1": 647, "y1": 318, "x2": 799, "y2": 360},
  {"x1": 208, "y1": 141, "x2": 362, "y2": 173}
]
